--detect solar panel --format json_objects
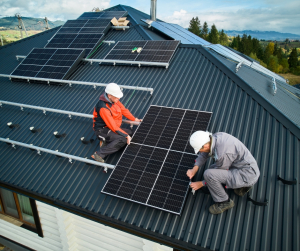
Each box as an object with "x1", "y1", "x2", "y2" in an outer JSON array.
[
  {"x1": 57, "y1": 19, "x2": 111, "y2": 34},
  {"x1": 102, "y1": 106, "x2": 212, "y2": 215},
  {"x1": 11, "y1": 48, "x2": 85, "y2": 80},
  {"x1": 46, "y1": 33, "x2": 105, "y2": 55},
  {"x1": 103, "y1": 40, "x2": 180, "y2": 64},
  {"x1": 141, "y1": 19, "x2": 210, "y2": 46},
  {"x1": 78, "y1": 11, "x2": 127, "y2": 20}
]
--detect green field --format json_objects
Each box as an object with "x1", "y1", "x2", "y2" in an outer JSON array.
[{"x1": 0, "y1": 29, "x2": 42, "y2": 45}]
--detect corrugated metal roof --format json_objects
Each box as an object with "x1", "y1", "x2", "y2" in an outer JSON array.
[{"x1": 0, "y1": 6, "x2": 299, "y2": 251}]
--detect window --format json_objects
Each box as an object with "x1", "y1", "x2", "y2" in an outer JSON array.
[{"x1": 0, "y1": 188, "x2": 43, "y2": 237}]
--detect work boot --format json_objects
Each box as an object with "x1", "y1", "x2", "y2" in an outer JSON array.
[
  {"x1": 234, "y1": 186, "x2": 252, "y2": 197},
  {"x1": 209, "y1": 199, "x2": 235, "y2": 214},
  {"x1": 91, "y1": 152, "x2": 105, "y2": 163}
]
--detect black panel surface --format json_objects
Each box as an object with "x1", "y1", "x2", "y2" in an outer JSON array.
[
  {"x1": 104, "y1": 40, "x2": 180, "y2": 64},
  {"x1": 57, "y1": 19, "x2": 111, "y2": 34},
  {"x1": 11, "y1": 48, "x2": 84, "y2": 80},
  {"x1": 77, "y1": 11, "x2": 127, "y2": 20},
  {"x1": 102, "y1": 106, "x2": 212, "y2": 215}
]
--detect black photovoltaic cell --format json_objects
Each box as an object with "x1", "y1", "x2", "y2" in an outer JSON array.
[
  {"x1": 104, "y1": 40, "x2": 180, "y2": 64},
  {"x1": 77, "y1": 11, "x2": 127, "y2": 20},
  {"x1": 11, "y1": 48, "x2": 84, "y2": 79},
  {"x1": 102, "y1": 106, "x2": 212, "y2": 215}
]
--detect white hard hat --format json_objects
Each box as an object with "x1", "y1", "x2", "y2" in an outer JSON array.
[
  {"x1": 189, "y1": 131, "x2": 211, "y2": 154},
  {"x1": 105, "y1": 83, "x2": 123, "y2": 98}
]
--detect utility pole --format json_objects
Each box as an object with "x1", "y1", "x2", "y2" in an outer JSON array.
[
  {"x1": 44, "y1": 17, "x2": 49, "y2": 30},
  {"x1": 15, "y1": 14, "x2": 28, "y2": 38}
]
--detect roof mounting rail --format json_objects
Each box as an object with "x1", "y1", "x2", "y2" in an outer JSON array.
[
  {"x1": 102, "y1": 40, "x2": 115, "y2": 46},
  {"x1": 272, "y1": 78, "x2": 277, "y2": 96},
  {"x1": 0, "y1": 137, "x2": 114, "y2": 172},
  {"x1": 111, "y1": 26, "x2": 129, "y2": 30},
  {"x1": 0, "y1": 74, "x2": 154, "y2": 95},
  {"x1": 236, "y1": 62, "x2": 243, "y2": 73},
  {"x1": 0, "y1": 100, "x2": 140, "y2": 128}
]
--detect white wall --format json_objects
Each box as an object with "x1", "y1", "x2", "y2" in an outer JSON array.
[{"x1": 0, "y1": 201, "x2": 172, "y2": 251}]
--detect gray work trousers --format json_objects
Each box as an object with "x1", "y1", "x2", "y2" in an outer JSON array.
[
  {"x1": 95, "y1": 128, "x2": 132, "y2": 158},
  {"x1": 203, "y1": 168, "x2": 257, "y2": 202}
]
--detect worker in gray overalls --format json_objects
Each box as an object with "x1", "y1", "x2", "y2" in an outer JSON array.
[{"x1": 187, "y1": 131, "x2": 260, "y2": 214}]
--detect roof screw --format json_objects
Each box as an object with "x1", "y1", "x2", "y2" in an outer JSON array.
[{"x1": 7, "y1": 122, "x2": 13, "y2": 128}]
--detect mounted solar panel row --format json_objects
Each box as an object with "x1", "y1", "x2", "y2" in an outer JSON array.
[
  {"x1": 104, "y1": 40, "x2": 180, "y2": 64},
  {"x1": 141, "y1": 19, "x2": 210, "y2": 46},
  {"x1": 45, "y1": 33, "x2": 104, "y2": 55},
  {"x1": 57, "y1": 19, "x2": 112, "y2": 34},
  {"x1": 77, "y1": 11, "x2": 127, "y2": 20},
  {"x1": 11, "y1": 48, "x2": 85, "y2": 80},
  {"x1": 102, "y1": 106, "x2": 212, "y2": 215}
]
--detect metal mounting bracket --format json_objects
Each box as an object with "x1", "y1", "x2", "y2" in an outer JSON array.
[{"x1": 247, "y1": 193, "x2": 268, "y2": 206}]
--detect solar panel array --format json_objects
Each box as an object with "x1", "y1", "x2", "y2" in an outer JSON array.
[
  {"x1": 11, "y1": 48, "x2": 84, "y2": 79},
  {"x1": 102, "y1": 106, "x2": 212, "y2": 215},
  {"x1": 141, "y1": 20, "x2": 210, "y2": 46},
  {"x1": 78, "y1": 11, "x2": 127, "y2": 20},
  {"x1": 104, "y1": 40, "x2": 180, "y2": 63},
  {"x1": 45, "y1": 19, "x2": 110, "y2": 55}
]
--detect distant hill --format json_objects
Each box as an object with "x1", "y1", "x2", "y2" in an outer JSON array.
[
  {"x1": 224, "y1": 30, "x2": 300, "y2": 41},
  {"x1": 0, "y1": 17, "x2": 65, "y2": 30}
]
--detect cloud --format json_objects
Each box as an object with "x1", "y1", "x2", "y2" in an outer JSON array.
[
  {"x1": 161, "y1": 2, "x2": 300, "y2": 35},
  {"x1": 0, "y1": 0, "x2": 111, "y2": 20}
]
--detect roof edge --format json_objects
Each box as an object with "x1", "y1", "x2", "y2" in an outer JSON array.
[
  {"x1": 0, "y1": 182, "x2": 211, "y2": 251},
  {"x1": 181, "y1": 44, "x2": 300, "y2": 139}
]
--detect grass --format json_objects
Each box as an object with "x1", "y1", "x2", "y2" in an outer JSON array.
[
  {"x1": 279, "y1": 73, "x2": 300, "y2": 85},
  {"x1": 0, "y1": 29, "x2": 42, "y2": 44}
]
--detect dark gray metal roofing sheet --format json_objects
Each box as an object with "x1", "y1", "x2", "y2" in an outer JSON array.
[
  {"x1": 209, "y1": 50, "x2": 300, "y2": 129},
  {"x1": 0, "y1": 6, "x2": 300, "y2": 251}
]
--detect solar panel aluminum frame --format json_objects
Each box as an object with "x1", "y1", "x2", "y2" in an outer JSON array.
[
  {"x1": 101, "y1": 40, "x2": 180, "y2": 68},
  {"x1": 10, "y1": 48, "x2": 85, "y2": 83},
  {"x1": 101, "y1": 105, "x2": 213, "y2": 215}
]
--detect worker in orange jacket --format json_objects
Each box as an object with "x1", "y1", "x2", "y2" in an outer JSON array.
[{"x1": 92, "y1": 83, "x2": 142, "y2": 163}]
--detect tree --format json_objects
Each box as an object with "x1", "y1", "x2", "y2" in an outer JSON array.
[
  {"x1": 188, "y1": 17, "x2": 201, "y2": 37},
  {"x1": 268, "y1": 55, "x2": 279, "y2": 73},
  {"x1": 219, "y1": 29, "x2": 228, "y2": 46},
  {"x1": 207, "y1": 24, "x2": 219, "y2": 44},
  {"x1": 280, "y1": 58, "x2": 289, "y2": 73},
  {"x1": 230, "y1": 37, "x2": 238, "y2": 50},
  {"x1": 288, "y1": 48, "x2": 298, "y2": 69},
  {"x1": 201, "y1": 21, "x2": 209, "y2": 39}
]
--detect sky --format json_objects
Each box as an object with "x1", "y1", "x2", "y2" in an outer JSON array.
[{"x1": 1, "y1": 0, "x2": 299, "y2": 34}]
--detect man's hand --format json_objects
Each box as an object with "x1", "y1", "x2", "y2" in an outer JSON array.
[
  {"x1": 190, "y1": 181, "x2": 204, "y2": 191},
  {"x1": 135, "y1": 118, "x2": 143, "y2": 122},
  {"x1": 126, "y1": 135, "x2": 132, "y2": 145},
  {"x1": 186, "y1": 166, "x2": 199, "y2": 179}
]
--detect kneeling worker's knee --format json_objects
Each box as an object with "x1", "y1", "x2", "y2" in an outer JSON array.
[{"x1": 204, "y1": 169, "x2": 214, "y2": 182}]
